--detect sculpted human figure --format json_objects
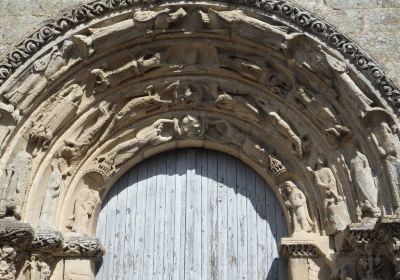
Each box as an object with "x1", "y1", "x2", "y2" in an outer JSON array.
[
  {"x1": 367, "y1": 113, "x2": 400, "y2": 214},
  {"x1": 4, "y1": 40, "x2": 79, "y2": 114},
  {"x1": 30, "y1": 84, "x2": 84, "y2": 149},
  {"x1": 90, "y1": 52, "x2": 162, "y2": 93},
  {"x1": 350, "y1": 150, "x2": 381, "y2": 220},
  {"x1": 98, "y1": 114, "x2": 204, "y2": 170},
  {"x1": 0, "y1": 102, "x2": 19, "y2": 152},
  {"x1": 23, "y1": 255, "x2": 51, "y2": 280},
  {"x1": 206, "y1": 119, "x2": 269, "y2": 166},
  {"x1": 280, "y1": 181, "x2": 314, "y2": 235},
  {"x1": 67, "y1": 187, "x2": 100, "y2": 233},
  {"x1": 207, "y1": 9, "x2": 298, "y2": 50},
  {"x1": 72, "y1": 8, "x2": 186, "y2": 57},
  {"x1": 256, "y1": 101, "x2": 302, "y2": 157},
  {"x1": 295, "y1": 87, "x2": 350, "y2": 140},
  {"x1": 38, "y1": 159, "x2": 63, "y2": 228},
  {"x1": 308, "y1": 159, "x2": 351, "y2": 234},
  {"x1": 62, "y1": 101, "x2": 115, "y2": 166},
  {"x1": 0, "y1": 151, "x2": 32, "y2": 219},
  {"x1": 215, "y1": 92, "x2": 259, "y2": 121}
]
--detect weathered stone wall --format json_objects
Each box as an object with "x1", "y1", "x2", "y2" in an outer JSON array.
[{"x1": 2, "y1": 0, "x2": 398, "y2": 85}]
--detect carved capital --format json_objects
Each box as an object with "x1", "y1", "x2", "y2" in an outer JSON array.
[
  {"x1": 58, "y1": 235, "x2": 105, "y2": 258},
  {"x1": 0, "y1": 219, "x2": 34, "y2": 247},
  {"x1": 31, "y1": 229, "x2": 64, "y2": 252}
]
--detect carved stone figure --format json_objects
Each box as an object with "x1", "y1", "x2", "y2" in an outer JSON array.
[
  {"x1": 350, "y1": 150, "x2": 381, "y2": 220},
  {"x1": 30, "y1": 84, "x2": 84, "y2": 149},
  {"x1": 61, "y1": 101, "x2": 115, "y2": 166},
  {"x1": 207, "y1": 9, "x2": 298, "y2": 50},
  {"x1": 96, "y1": 114, "x2": 205, "y2": 173},
  {"x1": 72, "y1": 8, "x2": 186, "y2": 57},
  {"x1": 0, "y1": 102, "x2": 18, "y2": 152},
  {"x1": 4, "y1": 41, "x2": 79, "y2": 114},
  {"x1": 366, "y1": 111, "x2": 400, "y2": 215},
  {"x1": 38, "y1": 159, "x2": 63, "y2": 228},
  {"x1": 256, "y1": 101, "x2": 303, "y2": 157},
  {"x1": 280, "y1": 181, "x2": 314, "y2": 235},
  {"x1": 90, "y1": 52, "x2": 162, "y2": 92},
  {"x1": 218, "y1": 55, "x2": 291, "y2": 94},
  {"x1": 23, "y1": 255, "x2": 51, "y2": 280},
  {"x1": 0, "y1": 151, "x2": 32, "y2": 219},
  {"x1": 295, "y1": 87, "x2": 350, "y2": 140},
  {"x1": 308, "y1": 159, "x2": 351, "y2": 235},
  {"x1": 0, "y1": 246, "x2": 17, "y2": 280},
  {"x1": 206, "y1": 119, "x2": 270, "y2": 166},
  {"x1": 215, "y1": 92, "x2": 259, "y2": 121},
  {"x1": 67, "y1": 187, "x2": 101, "y2": 233}
]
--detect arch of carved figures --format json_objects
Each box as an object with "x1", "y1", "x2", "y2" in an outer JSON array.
[{"x1": 0, "y1": 0, "x2": 400, "y2": 279}]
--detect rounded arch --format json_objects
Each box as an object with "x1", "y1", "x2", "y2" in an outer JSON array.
[
  {"x1": 95, "y1": 148, "x2": 289, "y2": 279},
  {"x1": 0, "y1": 1, "x2": 399, "y2": 279}
]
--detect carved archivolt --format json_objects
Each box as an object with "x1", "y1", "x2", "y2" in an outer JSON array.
[{"x1": 0, "y1": 1, "x2": 400, "y2": 279}]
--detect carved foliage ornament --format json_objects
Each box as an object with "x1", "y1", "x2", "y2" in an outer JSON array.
[{"x1": 0, "y1": 0, "x2": 398, "y2": 114}]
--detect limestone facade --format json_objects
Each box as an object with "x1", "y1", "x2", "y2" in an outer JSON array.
[{"x1": 0, "y1": 0, "x2": 399, "y2": 279}]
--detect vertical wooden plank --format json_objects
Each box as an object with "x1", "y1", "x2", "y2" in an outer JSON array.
[
  {"x1": 102, "y1": 179, "x2": 119, "y2": 280},
  {"x1": 246, "y1": 164, "x2": 258, "y2": 279},
  {"x1": 193, "y1": 150, "x2": 202, "y2": 279},
  {"x1": 266, "y1": 181, "x2": 278, "y2": 279},
  {"x1": 184, "y1": 149, "x2": 201, "y2": 279},
  {"x1": 226, "y1": 156, "x2": 238, "y2": 279},
  {"x1": 208, "y1": 151, "x2": 219, "y2": 279},
  {"x1": 256, "y1": 175, "x2": 268, "y2": 279},
  {"x1": 217, "y1": 152, "x2": 228, "y2": 280},
  {"x1": 276, "y1": 196, "x2": 288, "y2": 280},
  {"x1": 154, "y1": 153, "x2": 167, "y2": 279},
  {"x1": 96, "y1": 186, "x2": 110, "y2": 279},
  {"x1": 173, "y1": 149, "x2": 187, "y2": 280},
  {"x1": 123, "y1": 166, "x2": 138, "y2": 279},
  {"x1": 143, "y1": 156, "x2": 158, "y2": 278},
  {"x1": 200, "y1": 150, "x2": 208, "y2": 279},
  {"x1": 236, "y1": 159, "x2": 248, "y2": 280},
  {"x1": 164, "y1": 150, "x2": 177, "y2": 279},
  {"x1": 132, "y1": 160, "x2": 148, "y2": 280},
  {"x1": 113, "y1": 173, "x2": 129, "y2": 280}
]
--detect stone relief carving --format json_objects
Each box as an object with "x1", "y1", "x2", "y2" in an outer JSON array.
[
  {"x1": 350, "y1": 150, "x2": 381, "y2": 220},
  {"x1": 294, "y1": 87, "x2": 350, "y2": 141},
  {"x1": 256, "y1": 101, "x2": 303, "y2": 157},
  {"x1": 3, "y1": 41, "x2": 80, "y2": 114},
  {"x1": 30, "y1": 84, "x2": 84, "y2": 150},
  {"x1": 61, "y1": 101, "x2": 115, "y2": 168},
  {"x1": 207, "y1": 9, "x2": 298, "y2": 50},
  {"x1": 0, "y1": 246, "x2": 17, "y2": 280},
  {"x1": 0, "y1": 103, "x2": 18, "y2": 153},
  {"x1": 1, "y1": 2, "x2": 400, "y2": 279},
  {"x1": 66, "y1": 188, "x2": 100, "y2": 234},
  {"x1": 365, "y1": 110, "x2": 400, "y2": 215},
  {"x1": 90, "y1": 52, "x2": 162, "y2": 93},
  {"x1": 308, "y1": 158, "x2": 351, "y2": 235},
  {"x1": 91, "y1": 114, "x2": 205, "y2": 178},
  {"x1": 38, "y1": 160, "x2": 63, "y2": 229},
  {"x1": 219, "y1": 54, "x2": 292, "y2": 94},
  {"x1": 72, "y1": 8, "x2": 186, "y2": 58},
  {"x1": 22, "y1": 255, "x2": 51, "y2": 280},
  {"x1": 280, "y1": 181, "x2": 315, "y2": 235},
  {"x1": 0, "y1": 151, "x2": 32, "y2": 219},
  {"x1": 206, "y1": 119, "x2": 270, "y2": 167}
]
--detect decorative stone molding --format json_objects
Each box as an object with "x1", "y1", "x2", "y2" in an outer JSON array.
[
  {"x1": 0, "y1": 0, "x2": 399, "y2": 279},
  {"x1": 0, "y1": 0, "x2": 399, "y2": 115}
]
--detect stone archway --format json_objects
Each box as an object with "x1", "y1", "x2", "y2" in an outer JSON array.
[{"x1": 0, "y1": 1, "x2": 399, "y2": 279}]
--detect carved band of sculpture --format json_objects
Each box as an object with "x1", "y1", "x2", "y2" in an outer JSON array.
[{"x1": 0, "y1": 2, "x2": 399, "y2": 280}]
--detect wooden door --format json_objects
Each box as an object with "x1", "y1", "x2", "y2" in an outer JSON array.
[{"x1": 96, "y1": 149, "x2": 287, "y2": 280}]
